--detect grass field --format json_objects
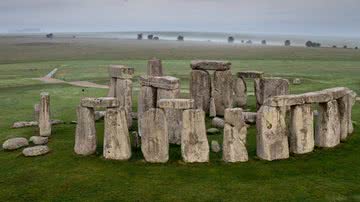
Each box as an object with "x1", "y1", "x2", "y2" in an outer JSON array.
[{"x1": 0, "y1": 36, "x2": 359, "y2": 201}]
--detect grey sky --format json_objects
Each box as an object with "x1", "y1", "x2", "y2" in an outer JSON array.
[{"x1": 1, "y1": 0, "x2": 359, "y2": 36}]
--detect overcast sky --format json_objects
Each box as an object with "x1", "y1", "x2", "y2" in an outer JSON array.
[{"x1": 1, "y1": 0, "x2": 359, "y2": 36}]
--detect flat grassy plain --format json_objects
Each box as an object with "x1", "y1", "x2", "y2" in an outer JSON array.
[{"x1": 0, "y1": 36, "x2": 359, "y2": 201}]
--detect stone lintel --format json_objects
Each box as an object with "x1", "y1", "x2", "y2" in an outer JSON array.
[{"x1": 81, "y1": 97, "x2": 119, "y2": 108}]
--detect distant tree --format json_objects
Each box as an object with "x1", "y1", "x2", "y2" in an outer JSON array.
[
  {"x1": 261, "y1": 40, "x2": 267, "y2": 45},
  {"x1": 241, "y1": 40, "x2": 244, "y2": 43},
  {"x1": 177, "y1": 35, "x2": 184, "y2": 41},
  {"x1": 147, "y1": 34, "x2": 154, "y2": 40},
  {"x1": 332, "y1": 45, "x2": 337, "y2": 48},
  {"x1": 305, "y1": 41, "x2": 313, "y2": 47},
  {"x1": 137, "y1": 33, "x2": 143, "y2": 40},
  {"x1": 246, "y1": 40, "x2": 252, "y2": 44},
  {"x1": 153, "y1": 36, "x2": 159, "y2": 40},
  {"x1": 344, "y1": 45, "x2": 348, "y2": 49},
  {"x1": 228, "y1": 36, "x2": 235, "y2": 43},
  {"x1": 355, "y1": 47, "x2": 358, "y2": 50},
  {"x1": 46, "y1": 33, "x2": 53, "y2": 39},
  {"x1": 284, "y1": 40, "x2": 291, "y2": 46},
  {"x1": 72, "y1": 35, "x2": 76, "y2": 39}
]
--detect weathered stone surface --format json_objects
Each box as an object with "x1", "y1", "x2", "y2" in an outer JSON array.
[
  {"x1": 103, "y1": 108, "x2": 131, "y2": 160},
  {"x1": 109, "y1": 65, "x2": 134, "y2": 79},
  {"x1": 139, "y1": 76, "x2": 180, "y2": 90},
  {"x1": 12, "y1": 121, "x2": 38, "y2": 128},
  {"x1": 209, "y1": 97, "x2": 216, "y2": 117},
  {"x1": 34, "y1": 104, "x2": 40, "y2": 121},
  {"x1": 140, "y1": 108, "x2": 169, "y2": 163},
  {"x1": 107, "y1": 77, "x2": 116, "y2": 97},
  {"x1": 224, "y1": 108, "x2": 245, "y2": 127},
  {"x1": 255, "y1": 77, "x2": 289, "y2": 109},
  {"x1": 256, "y1": 106, "x2": 289, "y2": 161},
  {"x1": 95, "y1": 111, "x2": 106, "y2": 121},
  {"x1": 213, "y1": 70, "x2": 234, "y2": 116},
  {"x1": 157, "y1": 99, "x2": 194, "y2": 109},
  {"x1": 348, "y1": 91, "x2": 356, "y2": 134},
  {"x1": 289, "y1": 104, "x2": 314, "y2": 154},
  {"x1": 236, "y1": 71, "x2": 264, "y2": 79},
  {"x1": 22, "y1": 145, "x2": 50, "y2": 157},
  {"x1": 115, "y1": 79, "x2": 133, "y2": 127},
  {"x1": 190, "y1": 70, "x2": 211, "y2": 113},
  {"x1": 233, "y1": 77, "x2": 247, "y2": 108},
  {"x1": 29, "y1": 136, "x2": 49, "y2": 145},
  {"x1": 338, "y1": 95, "x2": 351, "y2": 141},
  {"x1": 2, "y1": 138, "x2": 29, "y2": 150},
  {"x1": 74, "y1": 106, "x2": 97, "y2": 155},
  {"x1": 207, "y1": 128, "x2": 220, "y2": 134},
  {"x1": 191, "y1": 60, "x2": 231, "y2": 71},
  {"x1": 81, "y1": 97, "x2": 119, "y2": 108},
  {"x1": 323, "y1": 87, "x2": 350, "y2": 100},
  {"x1": 39, "y1": 92, "x2": 51, "y2": 137},
  {"x1": 212, "y1": 117, "x2": 225, "y2": 129},
  {"x1": 147, "y1": 58, "x2": 163, "y2": 76},
  {"x1": 211, "y1": 140, "x2": 221, "y2": 153},
  {"x1": 181, "y1": 109, "x2": 209, "y2": 163},
  {"x1": 263, "y1": 94, "x2": 305, "y2": 107},
  {"x1": 138, "y1": 86, "x2": 156, "y2": 118},
  {"x1": 243, "y1": 112, "x2": 257, "y2": 124},
  {"x1": 301, "y1": 91, "x2": 333, "y2": 104},
  {"x1": 315, "y1": 100, "x2": 341, "y2": 148}
]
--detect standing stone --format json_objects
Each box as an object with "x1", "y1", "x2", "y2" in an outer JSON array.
[
  {"x1": 256, "y1": 106, "x2": 289, "y2": 161},
  {"x1": 74, "y1": 106, "x2": 97, "y2": 156},
  {"x1": 289, "y1": 104, "x2": 314, "y2": 154},
  {"x1": 39, "y1": 92, "x2": 51, "y2": 137},
  {"x1": 190, "y1": 70, "x2": 211, "y2": 113},
  {"x1": 213, "y1": 70, "x2": 233, "y2": 116},
  {"x1": 255, "y1": 78, "x2": 289, "y2": 110},
  {"x1": 107, "y1": 77, "x2": 116, "y2": 97},
  {"x1": 34, "y1": 104, "x2": 40, "y2": 121},
  {"x1": 138, "y1": 86, "x2": 157, "y2": 117},
  {"x1": 223, "y1": 108, "x2": 248, "y2": 163},
  {"x1": 233, "y1": 77, "x2": 247, "y2": 108},
  {"x1": 337, "y1": 94, "x2": 355, "y2": 140},
  {"x1": 140, "y1": 108, "x2": 169, "y2": 163},
  {"x1": 115, "y1": 79, "x2": 133, "y2": 127},
  {"x1": 181, "y1": 109, "x2": 209, "y2": 163},
  {"x1": 315, "y1": 100, "x2": 341, "y2": 148},
  {"x1": 147, "y1": 58, "x2": 163, "y2": 76},
  {"x1": 348, "y1": 92, "x2": 356, "y2": 134},
  {"x1": 104, "y1": 108, "x2": 131, "y2": 160},
  {"x1": 212, "y1": 117, "x2": 225, "y2": 129}
]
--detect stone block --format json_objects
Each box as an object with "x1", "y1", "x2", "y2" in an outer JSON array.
[
  {"x1": 213, "y1": 70, "x2": 234, "y2": 116},
  {"x1": 139, "y1": 76, "x2": 180, "y2": 90},
  {"x1": 74, "y1": 106, "x2": 96, "y2": 155},
  {"x1": 39, "y1": 92, "x2": 51, "y2": 137},
  {"x1": 236, "y1": 71, "x2": 264, "y2": 79},
  {"x1": 147, "y1": 58, "x2": 163, "y2": 76},
  {"x1": 81, "y1": 97, "x2": 119, "y2": 108},
  {"x1": 190, "y1": 70, "x2": 211, "y2": 112},
  {"x1": 191, "y1": 60, "x2": 231, "y2": 71},
  {"x1": 157, "y1": 99, "x2": 194, "y2": 109},
  {"x1": 109, "y1": 65, "x2": 134, "y2": 79}
]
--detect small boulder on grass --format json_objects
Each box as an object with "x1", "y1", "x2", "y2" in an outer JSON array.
[
  {"x1": 29, "y1": 136, "x2": 48, "y2": 145},
  {"x1": 23, "y1": 145, "x2": 50, "y2": 157},
  {"x1": 2, "y1": 138, "x2": 29, "y2": 150},
  {"x1": 211, "y1": 140, "x2": 221, "y2": 153},
  {"x1": 292, "y1": 78, "x2": 302, "y2": 85},
  {"x1": 207, "y1": 128, "x2": 220, "y2": 135}
]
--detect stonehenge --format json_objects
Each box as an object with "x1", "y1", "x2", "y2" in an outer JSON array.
[
  {"x1": 234, "y1": 71, "x2": 264, "y2": 108},
  {"x1": 255, "y1": 77, "x2": 289, "y2": 109},
  {"x1": 39, "y1": 92, "x2": 51, "y2": 137}
]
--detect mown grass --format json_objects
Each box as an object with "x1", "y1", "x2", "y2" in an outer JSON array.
[{"x1": 0, "y1": 37, "x2": 359, "y2": 201}]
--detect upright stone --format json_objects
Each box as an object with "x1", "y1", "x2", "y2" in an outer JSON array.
[
  {"x1": 107, "y1": 77, "x2": 116, "y2": 97},
  {"x1": 140, "y1": 108, "x2": 169, "y2": 163},
  {"x1": 289, "y1": 104, "x2": 314, "y2": 154},
  {"x1": 104, "y1": 108, "x2": 131, "y2": 160},
  {"x1": 255, "y1": 77, "x2": 289, "y2": 109},
  {"x1": 138, "y1": 86, "x2": 156, "y2": 118},
  {"x1": 39, "y1": 92, "x2": 51, "y2": 137},
  {"x1": 181, "y1": 109, "x2": 209, "y2": 163},
  {"x1": 315, "y1": 100, "x2": 341, "y2": 148},
  {"x1": 34, "y1": 104, "x2": 40, "y2": 121},
  {"x1": 190, "y1": 70, "x2": 211, "y2": 113},
  {"x1": 256, "y1": 106, "x2": 289, "y2": 161},
  {"x1": 337, "y1": 93, "x2": 356, "y2": 140},
  {"x1": 233, "y1": 77, "x2": 247, "y2": 108},
  {"x1": 223, "y1": 108, "x2": 248, "y2": 162},
  {"x1": 115, "y1": 79, "x2": 133, "y2": 127},
  {"x1": 74, "y1": 106, "x2": 96, "y2": 155},
  {"x1": 147, "y1": 58, "x2": 163, "y2": 76},
  {"x1": 213, "y1": 70, "x2": 234, "y2": 116}
]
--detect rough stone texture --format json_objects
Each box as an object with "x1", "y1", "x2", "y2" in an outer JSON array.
[
  {"x1": 348, "y1": 91, "x2": 356, "y2": 134},
  {"x1": 212, "y1": 117, "x2": 225, "y2": 129},
  {"x1": 140, "y1": 108, "x2": 169, "y2": 163},
  {"x1": 190, "y1": 70, "x2": 211, "y2": 112},
  {"x1": 207, "y1": 128, "x2": 220, "y2": 134},
  {"x1": 289, "y1": 104, "x2": 314, "y2": 154},
  {"x1": 243, "y1": 112, "x2": 257, "y2": 124},
  {"x1": 301, "y1": 91, "x2": 333, "y2": 103},
  {"x1": 263, "y1": 94, "x2": 305, "y2": 107},
  {"x1": 181, "y1": 109, "x2": 209, "y2": 163},
  {"x1": 138, "y1": 86, "x2": 157, "y2": 118},
  {"x1": 103, "y1": 108, "x2": 131, "y2": 160},
  {"x1": 256, "y1": 106, "x2": 289, "y2": 161},
  {"x1": 39, "y1": 92, "x2": 51, "y2": 137},
  {"x1": 209, "y1": 97, "x2": 217, "y2": 117},
  {"x1": 2, "y1": 138, "x2": 29, "y2": 150},
  {"x1": 315, "y1": 100, "x2": 341, "y2": 148},
  {"x1": 108, "y1": 65, "x2": 134, "y2": 79},
  {"x1": 81, "y1": 97, "x2": 119, "y2": 108},
  {"x1": 22, "y1": 145, "x2": 50, "y2": 157},
  {"x1": 157, "y1": 88, "x2": 182, "y2": 145},
  {"x1": 157, "y1": 99, "x2": 194, "y2": 109},
  {"x1": 34, "y1": 104, "x2": 40, "y2": 121},
  {"x1": 139, "y1": 76, "x2": 180, "y2": 90},
  {"x1": 233, "y1": 77, "x2": 247, "y2": 108},
  {"x1": 95, "y1": 111, "x2": 106, "y2": 121},
  {"x1": 12, "y1": 121, "x2": 38, "y2": 128},
  {"x1": 107, "y1": 77, "x2": 116, "y2": 97},
  {"x1": 115, "y1": 79, "x2": 133, "y2": 127},
  {"x1": 236, "y1": 71, "x2": 264, "y2": 79},
  {"x1": 211, "y1": 140, "x2": 221, "y2": 153},
  {"x1": 338, "y1": 95, "x2": 351, "y2": 141},
  {"x1": 147, "y1": 58, "x2": 163, "y2": 76},
  {"x1": 323, "y1": 87, "x2": 350, "y2": 100},
  {"x1": 29, "y1": 136, "x2": 49, "y2": 145},
  {"x1": 74, "y1": 106, "x2": 97, "y2": 156},
  {"x1": 255, "y1": 78, "x2": 289, "y2": 109},
  {"x1": 223, "y1": 108, "x2": 248, "y2": 162},
  {"x1": 213, "y1": 70, "x2": 234, "y2": 116},
  {"x1": 191, "y1": 60, "x2": 231, "y2": 71}
]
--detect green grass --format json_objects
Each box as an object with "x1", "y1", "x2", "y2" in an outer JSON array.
[{"x1": 0, "y1": 37, "x2": 359, "y2": 201}]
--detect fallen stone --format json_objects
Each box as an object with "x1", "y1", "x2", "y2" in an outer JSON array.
[
  {"x1": 292, "y1": 78, "x2": 302, "y2": 85},
  {"x1": 233, "y1": 77, "x2": 247, "y2": 108},
  {"x1": 213, "y1": 70, "x2": 234, "y2": 116},
  {"x1": 212, "y1": 117, "x2": 225, "y2": 129},
  {"x1": 81, "y1": 97, "x2": 119, "y2": 108},
  {"x1": 181, "y1": 109, "x2": 209, "y2": 163},
  {"x1": 12, "y1": 121, "x2": 38, "y2": 128},
  {"x1": 191, "y1": 60, "x2": 231, "y2": 71},
  {"x1": 190, "y1": 70, "x2": 211, "y2": 112},
  {"x1": 243, "y1": 112, "x2": 257, "y2": 124},
  {"x1": 39, "y1": 92, "x2": 51, "y2": 137},
  {"x1": 139, "y1": 76, "x2": 180, "y2": 90},
  {"x1": 157, "y1": 99, "x2": 194, "y2": 109},
  {"x1": 147, "y1": 58, "x2": 163, "y2": 76},
  {"x1": 236, "y1": 71, "x2": 264, "y2": 79},
  {"x1": 108, "y1": 65, "x2": 134, "y2": 79},
  {"x1": 207, "y1": 128, "x2": 220, "y2": 134},
  {"x1": 263, "y1": 94, "x2": 305, "y2": 107},
  {"x1": 22, "y1": 145, "x2": 50, "y2": 157},
  {"x1": 74, "y1": 106, "x2": 97, "y2": 156},
  {"x1": 2, "y1": 138, "x2": 29, "y2": 150},
  {"x1": 211, "y1": 140, "x2": 221, "y2": 153},
  {"x1": 29, "y1": 136, "x2": 49, "y2": 145}
]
